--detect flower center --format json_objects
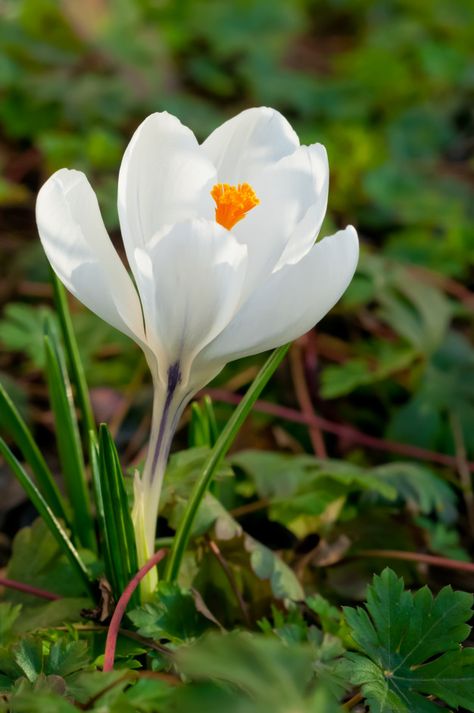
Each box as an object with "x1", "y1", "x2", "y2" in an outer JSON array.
[{"x1": 211, "y1": 182, "x2": 260, "y2": 231}]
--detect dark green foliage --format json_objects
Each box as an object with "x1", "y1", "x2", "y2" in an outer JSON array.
[
  {"x1": 90, "y1": 426, "x2": 139, "y2": 606},
  {"x1": 129, "y1": 582, "x2": 211, "y2": 644},
  {"x1": 342, "y1": 568, "x2": 474, "y2": 712},
  {"x1": 1, "y1": 0, "x2": 474, "y2": 710}
]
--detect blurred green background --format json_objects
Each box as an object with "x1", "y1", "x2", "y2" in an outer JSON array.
[{"x1": 1, "y1": 0, "x2": 474, "y2": 463}]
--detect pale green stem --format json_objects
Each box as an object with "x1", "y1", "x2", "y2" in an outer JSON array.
[{"x1": 132, "y1": 370, "x2": 189, "y2": 600}]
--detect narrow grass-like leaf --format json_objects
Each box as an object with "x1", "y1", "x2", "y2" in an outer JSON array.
[
  {"x1": 165, "y1": 344, "x2": 290, "y2": 583},
  {"x1": 44, "y1": 332, "x2": 95, "y2": 551},
  {"x1": 0, "y1": 383, "x2": 69, "y2": 524},
  {"x1": 0, "y1": 437, "x2": 93, "y2": 594},
  {"x1": 203, "y1": 395, "x2": 219, "y2": 446},
  {"x1": 93, "y1": 424, "x2": 139, "y2": 606},
  {"x1": 51, "y1": 270, "x2": 96, "y2": 448}
]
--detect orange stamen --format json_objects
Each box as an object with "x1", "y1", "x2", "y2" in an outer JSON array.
[{"x1": 211, "y1": 182, "x2": 260, "y2": 231}]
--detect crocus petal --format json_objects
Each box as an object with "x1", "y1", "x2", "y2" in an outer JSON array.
[
  {"x1": 273, "y1": 144, "x2": 329, "y2": 269},
  {"x1": 118, "y1": 112, "x2": 217, "y2": 271},
  {"x1": 199, "y1": 226, "x2": 358, "y2": 365},
  {"x1": 134, "y1": 218, "x2": 247, "y2": 387},
  {"x1": 201, "y1": 107, "x2": 299, "y2": 184},
  {"x1": 36, "y1": 169, "x2": 145, "y2": 342},
  {"x1": 231, "y1": 143, "x2": 329, "y2": 293}
]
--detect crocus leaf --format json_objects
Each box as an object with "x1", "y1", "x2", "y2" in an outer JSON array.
[
  {"x1": 0, "y1": 382, "x2": 69, "y2": 525},
  {"x1": 90, "y1": 425, "x2": 139, "y2": 605},
  {"x1": 43, "y1": 329, "x2": 95, "y2": 551},
  {"x1": 0, "y1": 440, "x2": 93, "y2": 595}
]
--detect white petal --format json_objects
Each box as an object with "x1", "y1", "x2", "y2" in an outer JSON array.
[
  {"x1": 118, "y1": 112, "x2": 217, "y2": 271},
  {"x1": 134, "y1": 219, "x2": 247, "y2": 387},
  {"x1": 36, "y1": 169, "x2": 145, "y2": 342},
  {"x1": 273, "y1": 144, "x2": 329, "y2": 269},
  {"x1": 200, "y1": 226, "x2": 358, "y2": 364},
  {"x1": 201, "y1": 107, "x2": 299, "y2": 184},
  {"x1": 231, "y1": 143, "x2": 329, "y2": 293}
]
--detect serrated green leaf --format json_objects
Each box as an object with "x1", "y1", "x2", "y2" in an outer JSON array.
[
  {"x1": 13, "y1": 638, "x2": 43, "y2": 682},
  {"x1": 44, "y1": 640, "x2": 89, "y2": 678},
  {"x1": 343, "y1": 568, "x2": 474, "y2": 711},
  {"x1": 129, "y1": 582, "x2": 210, "y2": 643}
]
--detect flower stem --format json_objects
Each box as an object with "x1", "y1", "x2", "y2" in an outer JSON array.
[
  {"x1": 164, "y1": 343, "x2": 290, "y2": 583},
  {"x1": 103, "y1": 548, "x2": 168, "y2": 672},
  {"x1": 133, "y1": 362, "x2": 188, "y2": 599}
]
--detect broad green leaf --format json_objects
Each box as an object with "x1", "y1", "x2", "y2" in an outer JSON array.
[
  {"x1": 0, "y1": 604, "x2": 22, "y2": 646},
  {"x1": 367, "y1": 462, "x2": 457, "y2": 523},
  {"x1": 6, "y1": 519, "x2": 92, "y2": 600},
  {"x1": 343, "y1": 568, "x2": 474, "y2": 711},
  {"x1": 12, "y1": 599, "x2": 92, "y2": 634},
  {"x1": 175, "y1": 632, "x2": 342, "y2": 712}
]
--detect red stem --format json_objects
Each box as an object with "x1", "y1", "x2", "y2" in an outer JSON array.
[
  {"x1": 103, "y1": 549, "x2": 168, "y2": 672},
  {"x1": 204, "y1": 389, "x2": 474, "y2": 472},
  {"x1": 0, "y1": 576, "x2": 60, "y2": 601},
  {"x1": 290, "y1": 341, "x2": 327, "y2": 458},
  {"x1": 357, "y1": 549, "x2": 474, "y2": 573}
]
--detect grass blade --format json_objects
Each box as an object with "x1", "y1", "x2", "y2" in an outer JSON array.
[
  {"x1": 92, "y1": 424, "x2": 139, "y2": 606},
  {"x1": 0, "y1": 382, "x2": 69, "y2": 524},
  {"x1": 165, "y1": 343, "x2": 290, "y2": 583},
  {"x1": 51, "y1": 270, "x2": 96, "y2": 448},
  {"x1": 44, "y1": 332, "x2": 96, "y2": 551},
  {"x1": 0, "y1": 437, "x2": 93, "y2": 595}
]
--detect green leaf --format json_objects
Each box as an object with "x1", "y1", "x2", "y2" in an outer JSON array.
[
  {"x1": 366, "y1": 462, "x2": 458, "y2": 523},
  {"x1": 11, "y1": 599, "x2": 92, "y2": 634},
  {"x1": 0, "y1": 604, "x2": 22, "y2": 645},
  {"x1": 343, "y1": 568, "x2": 474, "y2": 711},
  {"x1": 0, "y1": 382, "x2": 69, "y2": 524},
  {"x1": 6, "y1": 519, "x2": 93, "y2": 600},
  {"x1": 44, "y1": 640, "x2": 89, "y2": 678},
  {"x1": 188, "y1": 397, "x2": 219, "y2": 449},
  {"x1": 232, "y1": 451, "x2": 396, "y2": 536},
  {"x1": 13, "y1": 638, "x2": 43, "y2": 683},
  {"x1": 0, "y1": 303, "x2": 55, "y2": 369},
  {"x1": 129, "y1": 582, "x2": 210, "y2": 644},
  {"x1": 175, "y1": 631, "x2": 342, "y2": 712},
  {"x1": 51, "y1": 270, "x2": 96, "y2": 448},
  {"x1": 91, "y1": 425, "x2": 139, "y2": 605},
  {"x1": 0, "y1": 442, "x2": 93, "y2": 595},
  {"x1": 43, "y1": 331, "x2": 95, "y2": 551}
]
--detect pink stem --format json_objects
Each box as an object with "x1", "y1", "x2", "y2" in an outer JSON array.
[
  {"x1": 103, "y1": 549, "x2": 168, "y2": 672},
  {"x1": 204, "y1": 389, "x2": 474, "y2": 472},
  {"x1": 0, "y1": 576, "x2": 60, "y2": 601},
  {"x1": 358, "y1": 549, "x2": 474, "y2": 573}
]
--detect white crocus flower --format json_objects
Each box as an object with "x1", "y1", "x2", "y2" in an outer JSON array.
[{"x1": 36, "y1": 107, "x2": 358, "y2": 592}]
